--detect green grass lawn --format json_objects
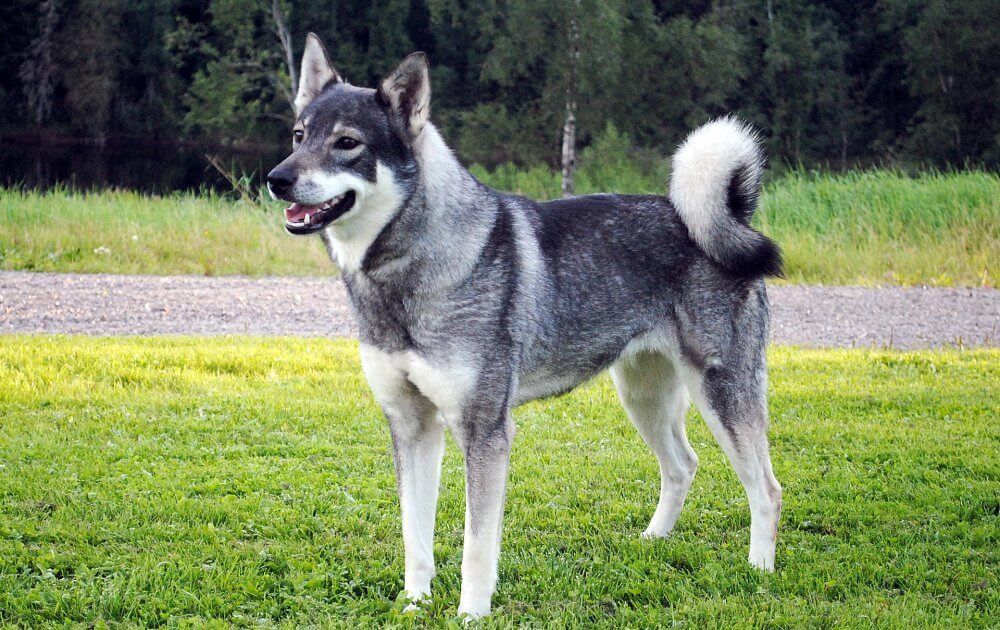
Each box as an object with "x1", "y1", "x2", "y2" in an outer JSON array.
[
  {"x1": 0, "y1": 337, "x2": 996, "y2": 627},
  {"x1": 2, "y1": 168, "x2": 997, "y2": 286}
]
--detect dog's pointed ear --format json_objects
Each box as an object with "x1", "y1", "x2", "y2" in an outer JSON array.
[
  {"x1": 377, "y1": 52, "x2": 431, "y2": 140},
  {"x1": 295, "y1": 33, "x2": 342, "y2": 115}
]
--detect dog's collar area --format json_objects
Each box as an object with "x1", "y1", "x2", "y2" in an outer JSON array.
[{"x1": 284, "y1": 191, "x2": 357, "y2": 234}]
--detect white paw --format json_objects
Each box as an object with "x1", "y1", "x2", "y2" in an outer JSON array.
[
  {"x1": 400, "y1": 590, "x2": 430, "y2": 613},
  {"x1": 641, "y1": 526, "x2": 670, "y2": 539},
  {"x1": 748, "y1": 550, "x2": 775, "y2": 572},
  {"x1": 457, "y1": 599, "x2": 491, "y2": 621}
]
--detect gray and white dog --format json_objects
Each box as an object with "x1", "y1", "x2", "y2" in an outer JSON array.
[{"x1": 267, "y1": 34, "x2": 783, "y2": 618}]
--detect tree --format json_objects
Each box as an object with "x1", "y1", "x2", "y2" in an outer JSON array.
[
  {"x1": 560, "y1": 0, "x2": 581, "y2": 196},
  {"x1": 19, "y1": 0, "x2": 58, "y2": 125},
  {"x1": 59, "y1": 0, "x2": 123, "y2": 141},
  {"x1": 120, "y1": 0, "x2": 182, "y2": 134},
  {"x1": 890, "y1": 0, "x2": 1000, "y2": 163},
  {"x1": 0, "y1": 0, "x2": 995, "y2": 168},
  {"x1": 271, "y1": 0, "x2": 296, "y2": 113},
  {"x1": 617, "y1": 8, "x2": 746, "y2": 149},
  {"x1": 477, "y1": 0, "x2": 625, "y2": 170},
  {"x1": 754, "y1": 0, "x2": 858, "y2": 164},
  {"x1": 179, "y1": 0, "x2": 290, "y2": 139}
]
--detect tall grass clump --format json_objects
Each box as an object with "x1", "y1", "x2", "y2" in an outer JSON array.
[
  {"x1": 756, "y1": 169, "x2": 999, "y2": 286},
  {"x1": 0, "y1": 186, "x2": 332, "y2": 276}
]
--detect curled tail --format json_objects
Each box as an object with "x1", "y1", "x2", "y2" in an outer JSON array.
[{"x1": 669, "y1": 116, "x2": 782, "y2": 278}]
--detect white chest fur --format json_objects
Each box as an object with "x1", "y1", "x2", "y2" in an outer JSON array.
[
  {"x1": 324, "y1": 162, "x2": 405, "y2": 273},
  {"x1": 359, "y1": 344, "x2": 478, "y2": 426}
]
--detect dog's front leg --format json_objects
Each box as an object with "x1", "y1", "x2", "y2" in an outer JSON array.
[
  {"x1": 360, "y1": 347, "x2": 444, "y2": 606},
  {"x1": 389, "y1": 403, "x2": 445, "y2": 606},
  {"x1": 453, "y1": 401, "x2": 515, "y2": 619}
]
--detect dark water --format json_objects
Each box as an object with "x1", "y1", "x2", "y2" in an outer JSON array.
[{"x1": 0, "y1": 140, "x2": 288, "y2": 194}]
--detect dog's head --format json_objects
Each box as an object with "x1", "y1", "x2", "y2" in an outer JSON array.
[{"x1": 267, "y1": 34, "x2": 429, "y2": 235}]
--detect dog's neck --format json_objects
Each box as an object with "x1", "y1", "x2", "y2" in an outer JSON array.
[
  {"x1": 331, "y1": 123, "x2": 498, "y2": 285},
  {"x1": 413, "y1": 124, "x2": 476, "y2": 213}
]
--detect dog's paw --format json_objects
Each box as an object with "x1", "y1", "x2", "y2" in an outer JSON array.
[
  {"x1": 402, "y1": 601, "x2": 422, "y2": 614},
  {"x1": 641, "y1": 527, "x2": 670, "y2": 539},
  {"x1": 456, "y1": 601, "x2": 491, "y2": 621},
  {"x1": 396, "y1": 590, "x2": 430, "y2": 615},
  {"x1": 748, "y1": 550, "x2": 776, "y2": 572}
]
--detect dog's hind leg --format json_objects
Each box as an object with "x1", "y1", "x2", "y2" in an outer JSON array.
[
  {"x1": 679, "y1": 356, "x2": 782, "y2": 571},
  {"x1": 611, "y1": 350, "x2": 699, "y2": 538}
]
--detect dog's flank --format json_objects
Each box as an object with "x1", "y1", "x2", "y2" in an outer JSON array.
[{"x1": 268, "y1": 35, "x2": 783, "y2": 618}]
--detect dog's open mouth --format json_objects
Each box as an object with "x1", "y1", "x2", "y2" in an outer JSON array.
[{"x1": 284, "y1": 191, "x2": 357, "y2": 235}]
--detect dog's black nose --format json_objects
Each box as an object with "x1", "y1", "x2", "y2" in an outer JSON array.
[{"x1": 267, "y1": 168, "x2": 297, "y2": 196}]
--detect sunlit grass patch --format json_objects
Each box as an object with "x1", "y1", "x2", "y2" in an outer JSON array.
[{"x1": 0, "y1": 337, "x2": 996, "y2": 626}]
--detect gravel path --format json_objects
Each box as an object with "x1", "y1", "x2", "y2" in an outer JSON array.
[{"x1": 1, "y1": 271, "x2": 997, "y2": 349}]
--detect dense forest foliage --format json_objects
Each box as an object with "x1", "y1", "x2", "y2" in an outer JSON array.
[{"x1": 2, "y1": 0, "x2": 998, "y2": 168}]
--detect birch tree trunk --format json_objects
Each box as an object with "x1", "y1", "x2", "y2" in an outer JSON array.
[
  {"x1": 271, "y1": 0, "x2": 297, "y2": 114},
  {"x1": 561, "y1": 3, "x2": 581, "y2": 198},
  {"x1": 561, "y1": 101, "x2": 577, "y2": 198}
]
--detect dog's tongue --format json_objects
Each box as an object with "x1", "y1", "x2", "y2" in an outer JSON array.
[{"x1": 285, "y1": 203, "x2": 321, "y2": 223}]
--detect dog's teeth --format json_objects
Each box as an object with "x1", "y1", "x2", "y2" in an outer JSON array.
[{"x1": 303, "y1": 213, "x2": 311, "y2": 224}]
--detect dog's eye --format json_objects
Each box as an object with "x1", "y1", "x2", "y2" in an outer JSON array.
[
  {"x1": 334, "y1": 137, "x2": 361, "y2": 150},
  {"x1": 293, "y1": 129, "x2": 304, "y2": 142}
]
